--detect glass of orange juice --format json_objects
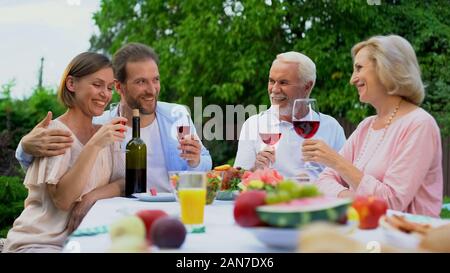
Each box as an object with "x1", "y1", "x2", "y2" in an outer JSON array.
[{"x1": 178, "y1": 172, "x2": 207, "y2": 233}]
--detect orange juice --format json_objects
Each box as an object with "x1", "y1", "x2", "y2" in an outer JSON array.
[{"x1": 179, "y1": 188, "x2": 206, "y2": 224}]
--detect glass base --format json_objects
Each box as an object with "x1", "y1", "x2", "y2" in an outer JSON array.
[
  {"x1": 291, "y1": 176, "x2": 311, "y2": 183},
  {"x1": 304, "y1": 162, "x2": 319, "y2": 171},
  {"x1": 185, "y1": 224, "x2": 205, "y2": 233}
]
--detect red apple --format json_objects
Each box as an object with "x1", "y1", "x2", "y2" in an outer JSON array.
[
  {"x1": 136, "y1": 210, "x2": 168, "y2": 242},
  {"x1": 352, "y1": 195, "x2": 388, "y2": 229},
  {"x1": 233, "y1": 190, "x2": 267, "y2": 227}
]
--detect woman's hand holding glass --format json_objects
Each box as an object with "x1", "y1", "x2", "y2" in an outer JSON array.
[
  {"x1": 302, "y1": 139, "x2": 341, "y2": 169},
  {"x1": 292, "y1": 98, "x2": 321, "y2": 171},
  {"x1": 88, "y1": 117, "x2": 127, "y2": 149},
  {"x1": 109, "y1": 102, "x2": 127, "y2": 153}
]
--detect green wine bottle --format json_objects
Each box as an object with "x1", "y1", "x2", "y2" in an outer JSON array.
[{"x1": 125, "y1": 109, "x2": 147, "y2": 197}]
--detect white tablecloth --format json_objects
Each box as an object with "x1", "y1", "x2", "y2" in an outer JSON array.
[{"x1": 62, "y1": 197, "x2": 446, "y2": 253}]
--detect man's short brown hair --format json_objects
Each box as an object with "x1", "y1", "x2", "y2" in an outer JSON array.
[{"x1": 113, "y1": 42, "x2": 159, "y2": 83}]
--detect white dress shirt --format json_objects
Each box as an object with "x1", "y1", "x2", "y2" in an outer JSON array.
[{"x1": 234, "y1": 107, "x2": 346, "y2": 180}]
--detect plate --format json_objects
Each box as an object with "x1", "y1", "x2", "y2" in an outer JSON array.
[
  {"x1": 379, "y1": 213, "x2": 450, "y2": 250},
  {"x1": 132, "y1": 192, "x2": 176, "y2": 202},
  {"x1": 216, "y1": 190, "x2": 239, "y2": 201},
  {"x1": 245, "y1": 227, "x2": 300, "y2": 250},
  {"x1": 379, "y1": 216, "x2": 422, "y2": 250},
  {"x1": 256, "y1": 197, "x2": 352, "y2": 228}
]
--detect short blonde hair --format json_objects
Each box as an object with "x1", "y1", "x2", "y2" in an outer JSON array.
[
  {"x1": 58, "y1": 52, "x2": 111, "y2": 108},
  {"x1": 351, "y1": 35, "x2": 425, "y2": 105},
  {"x1": 276, "y1": 51, "x2": 316, "y2": 90}
]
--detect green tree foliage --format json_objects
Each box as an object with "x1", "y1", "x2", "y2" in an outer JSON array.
[
  {"x1": 0, "y1": 83, "x2": 67, "y2": 236},
  {"x1": 0, "y1": 82, "x2": 65, "y2": 176},
  {"x1": 90, "y1": 0, "x2": 450, "y2": 163},
  {"x1": 0, "y1": 176, "x2": 27, "y2": 237}
]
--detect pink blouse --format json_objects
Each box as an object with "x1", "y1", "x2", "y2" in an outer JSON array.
[{"x1": 315, "y1": 108, "x2": 443, "y2": 217}]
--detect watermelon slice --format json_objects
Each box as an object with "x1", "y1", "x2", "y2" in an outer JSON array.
[
  {"x1": 256, "y1": 197, "x2": 352, "y2": 228},
  {"x1": 149, "y1": 187, "x2": 157, "y2": 196}
]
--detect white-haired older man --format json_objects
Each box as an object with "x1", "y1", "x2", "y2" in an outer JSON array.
[{"x1": 234, "y1": 52, "x2": 346, "y2": 181}]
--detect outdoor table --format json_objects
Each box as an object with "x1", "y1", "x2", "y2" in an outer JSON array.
[{"x1": 62, "y1": 197, "x2": 447, "y2": 253}]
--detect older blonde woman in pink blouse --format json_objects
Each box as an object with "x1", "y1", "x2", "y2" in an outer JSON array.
[{"x1": 302, "y1": 35, "x2": 443, "y2": 217}]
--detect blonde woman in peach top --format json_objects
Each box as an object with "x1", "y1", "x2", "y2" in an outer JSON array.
[
  {"x1": 303, "y1": 35, "x2": 443, "y2": 217},
  {"x1": 3, "y1": 53, "x2": 127, "y2": 252}
]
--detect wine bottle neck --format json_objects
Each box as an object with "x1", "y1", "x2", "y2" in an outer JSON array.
[{"x1": 132, "y1": 116, "x2": 140, "y2": 138}]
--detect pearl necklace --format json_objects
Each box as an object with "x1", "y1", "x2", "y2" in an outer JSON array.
[{"x1": 354, "y1": 99, "x2": 402, "y2": 169}]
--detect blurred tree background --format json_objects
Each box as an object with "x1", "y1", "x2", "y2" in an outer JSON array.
[
  {"x1": 0, "y1": 0, "x2": 449, "y2": 235},
  {"x1": 90, "y1": 0, "x2": 449, "y2": 164}
]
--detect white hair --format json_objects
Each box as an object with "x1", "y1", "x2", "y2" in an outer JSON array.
[
  {"x1": 351, "y1": 35, "x2": 425, "y2": 105},
  {"x1": 276, "y1": 51, "x2": 316, "y2": 90}
]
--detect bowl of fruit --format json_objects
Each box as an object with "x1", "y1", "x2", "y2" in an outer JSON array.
[
  {"x1": 256, "y1": 197, "x2": 352, "y2": 228},
  {"x1": 234, "y1": 180, "x2": 351, "y2": 229},
  {"x1": 168, "y1": 171, "x2": 182, "y2": 200},
  {"x1": 168, "y1": 170, "x2": 179, "y2": 183},
  {"x1": 245, "y1": 226, "x2": 301, "y2": 250},
  {"x1": 233, "y1": 181, "x2": 352, "y2": 249},
  {"x1": 169, "y1": 170, "x2": 224, "y2": 204},
  {"x1": 213, "y1": 164, "x2": 245, "y2": 200},
  {"x1": 206, "y1": 171, "x2": 222, "y2": 205},
  {"x1": 258, "y1": 181, "x2": 351, "y2": 228}
]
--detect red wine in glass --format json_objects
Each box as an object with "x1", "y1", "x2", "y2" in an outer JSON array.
[
  {"x1": 293, "y1": 121, "x2": 320, "y2": 139},
  {"x1": 116, "y1": 120, "x2": 126, "y2": 133},
  {"x1": 259, "y1": 133, "x2": 282, "y2": 145},
  {"x1": 109, "y1": 103, "x2": 127, "y2": 132},
  {"x1": 177, "y1": 125, "x2": 190, "y2": 140},
  {"x1": 292, "y1": 98, "x2": 320, "y2": 171}
]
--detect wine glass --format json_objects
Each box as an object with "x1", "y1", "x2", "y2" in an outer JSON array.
[
  {"x1": 258, "y1": 113, "x2": 282, "y2": 168},
  {"x1": 292, "y1": 98, "x2": 320, "y2": 170},
  {"x1": 176, "y1": 113, "x2": 192, "y2": 162},
  {"x1": 177, "y1": 114, "x2": 191, "y2": 140},
  {"x1": 109, "y1": 102, "x2": 126, "y2": 153}
]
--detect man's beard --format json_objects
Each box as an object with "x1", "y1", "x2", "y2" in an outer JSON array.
[
  {"x1": 271, "y1": 97, "x2": 294, "y2": 117},
  {"x1": 125, "y1": 94, "x2": 158, "y2": 115},
  {"x1": 278, "y1": 100, "x2": 294, "y2": 116}
]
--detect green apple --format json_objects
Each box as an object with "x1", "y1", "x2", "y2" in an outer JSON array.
[
  {"x1": 109, "y1": 215, "x2": 146, "y2": 241},
  {"x1": 108, "y1": 235, "x2": 148, "y2": 253}
]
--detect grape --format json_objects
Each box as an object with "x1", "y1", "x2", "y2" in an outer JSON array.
[
  {"x1": 277, "y1": 180, "x2": 298, "y2": 194},
  {"x1": 291, "y1": 184, "x2": 304, "y2": 198},
  {"x1": 265, "y1": 181, "x2": 320, "y2": 205},
  {"x1": 299, "y1": 184, "x2": 320, "y2": 197},
  {"x1": 265, "y1": 192, "x2": 281, "y2": 204},
  {"x1": 278, "y1": 190, "x2": 291, "y2": 203}
]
